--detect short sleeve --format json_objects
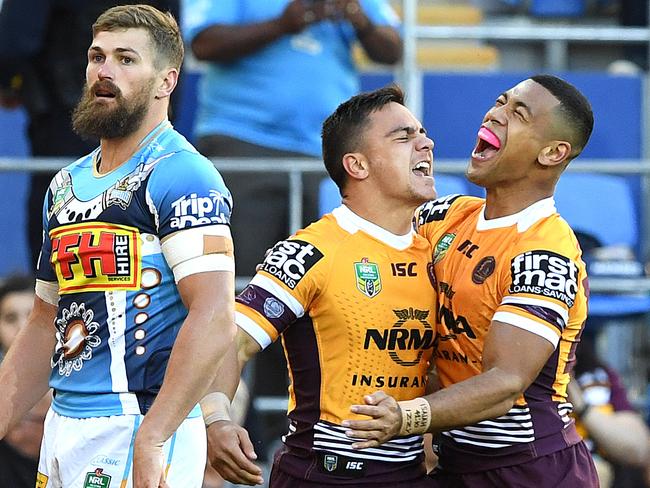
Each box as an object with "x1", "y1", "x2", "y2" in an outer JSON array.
[
  {"x1": 181, "y1": 0, "x2": 240, "y2": 43},
  {"x1": 146, "y1": 152, "x2": 232, "y2": 239},
  {"x1": 235, "y1": 237, "x2": 327, "y2": 349},
  {"x1": 360, "y1": 0, "x2": 401, "y2": 27},
  {"x1": 494, "y1": 242, "x2": 584, "y2": 348},
  {"x1": 36, "y1": 181, "x2": 57, "y2": 282}
]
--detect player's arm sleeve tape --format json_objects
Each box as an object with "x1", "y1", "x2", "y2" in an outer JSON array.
[
  {"x1": 35, "y1": 279, "x2": 59, "y2": 306},
  {"x1": 162, "y1": 225, "x2": 235, "y2": 282}
]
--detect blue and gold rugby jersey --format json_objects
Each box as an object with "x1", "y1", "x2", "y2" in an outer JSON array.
[
  {"x1": 236, "y1": 205, "x2": 437, "y2": 483},
  {"x1": 36, "y1": 121, "x2": 232, "y2": 418},
  {"x1": 416, "y1": 195, "x2": 588, "y2": 473}
]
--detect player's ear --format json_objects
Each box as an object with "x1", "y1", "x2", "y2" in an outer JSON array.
[
  {"x1": 154, "y1": 67, "x2": 178, "y2": 100},
  {"x1": 537, "y1": 140, "x2": 571, "y2": 168},
  {"x1": 342, "y1": 153, "x2": 369, "y2": 181}
]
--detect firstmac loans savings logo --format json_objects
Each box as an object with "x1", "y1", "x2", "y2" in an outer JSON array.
[
  {"x1": 509, "y1": 250, "x2": 579, "y2": 307},
  {"x1": 50, "y1": 222, "x2": 141, "y2": 294}
]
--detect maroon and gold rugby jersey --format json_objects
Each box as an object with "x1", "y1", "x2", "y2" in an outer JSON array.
[
  {"x1": 236, "y1": 205, "x2": 437, "y2": 483},
  {"x1": 416, "y1": 195, "x2": 588, "y2": 473}
]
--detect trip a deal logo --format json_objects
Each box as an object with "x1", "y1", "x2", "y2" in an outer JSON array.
[{"x1": 50, "y1": 222, "x2": 141, "y2": 294}]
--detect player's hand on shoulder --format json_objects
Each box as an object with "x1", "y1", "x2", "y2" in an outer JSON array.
[
  {"x1": 343, "y1": 391, "x2": 402, "y2": 449},
  {"x1": 206, "y1": 420, "x2": 263, "y2": 486}
]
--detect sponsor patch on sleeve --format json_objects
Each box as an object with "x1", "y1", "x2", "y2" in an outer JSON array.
[
  {"x1": 260, "y1": 239, "x2": 324, "y2": 289},
  {"x1": 169, "y1": 190, "x2": 231, "y2": 229},
  {"x1": 509, "y1": 250, "x2": 579, "y2": 307},
  {"x1": 417, "y1": 195, "x2": 462, "y2": 225}
]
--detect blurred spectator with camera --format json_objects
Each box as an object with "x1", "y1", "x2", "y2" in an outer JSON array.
[{"x1": 182, "y1": 0, "x2": 403, "y2": 277}]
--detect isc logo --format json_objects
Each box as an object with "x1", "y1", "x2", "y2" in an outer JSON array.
[
  {"x1": 346, "y1": 461, "x2": 364, "y2": 470},
  {"x1": 261, "y1": 240, "x2": 324, "y2": 289},
  {"x1": 510, "y1": 250, "x2": 579, "y2": 307}
]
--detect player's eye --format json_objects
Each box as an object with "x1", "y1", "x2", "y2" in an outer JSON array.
[{"x1": 121, "y1": 56, "x2": 134, "y2": 65}]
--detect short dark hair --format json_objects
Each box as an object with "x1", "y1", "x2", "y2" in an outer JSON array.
[
  {"x1": 321, "y1": 84, "x2": 405, "y2": 192},
  {"x1": 530, "y1": 74, "x2": 594, "y2": 157},
  {"x1": 0, "y1": 274, "x2": 34, "y2": 307},
  {"x1": 93, "y1": 4, "x2": 184, "y2": 71}
]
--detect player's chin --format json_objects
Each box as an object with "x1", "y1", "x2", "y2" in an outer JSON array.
[{"x1": 413, "y1": 176, "x2": 436, "y2": 199}]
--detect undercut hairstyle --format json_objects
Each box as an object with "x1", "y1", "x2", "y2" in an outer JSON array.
[
  {"x1": 322, "y1": 84, "x2": 405, "y2": 192},
  {"x1": 530, "y1": 74, "x2": 594, "y2": 157},
  {"x1": 93, "y1": 4, "x2": 184, "y2": 71}
]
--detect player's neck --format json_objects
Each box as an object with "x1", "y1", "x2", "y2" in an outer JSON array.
[
  {"x1": 344, "y1": 197, "x2": 415, "y2": 236},
  {"x1": 484, "y1": 185, "x2": 553, "y2": 219},
  {"x1": 97, "y1": 113, "x2": 169, "y2": 173}
]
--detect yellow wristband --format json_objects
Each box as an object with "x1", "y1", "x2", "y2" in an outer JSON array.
[
  {"x1": 200, "y1": 392, "x2": 232, "y2": 427},
  {"x1": 398, "y1": 397, "x2": 431, "y2": 435}
]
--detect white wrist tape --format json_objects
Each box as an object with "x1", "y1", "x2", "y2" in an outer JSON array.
[
  {"x1": 398, "y1": 397, "x2": 431, "y2": 435},
  {"x1": 200, "y1": 392, "x2": 232, "y2": 427}
]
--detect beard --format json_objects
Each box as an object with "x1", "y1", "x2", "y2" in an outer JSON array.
[{"x1": 72, "y1": 78, "x2": 155, "y2": 140}]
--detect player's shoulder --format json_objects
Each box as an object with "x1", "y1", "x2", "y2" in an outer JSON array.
[
  {"x1": 417, "y1": 194, "x2": 482, "y2": 226},
  {"x1": 519, "y1": 209, "x2": 581, "y2": 257},
  {"x1": 61, "y1": 150, "x2": 96, "y2": 173},
  {"x1": 290, "y1": 213, "x2": 349, "y2": 255}
]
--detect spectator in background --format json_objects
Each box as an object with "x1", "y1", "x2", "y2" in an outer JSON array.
[
  {"x1": 0, "y1": 274, "x2": 52, "y2": 488},
  {"x1": 182, "y1": 0, "x2": 402, "y2": 278},
  {"x1": 181, "y1": 0, "x2": 403, "y2": 462},
  {"x1": 0, "y1": 274, "x2": 34, "y2": 361},
  {"x1": 0, "y1": 393, "x2": 51, "y2": 488},
  {"x1": 569, "y1": 330, "x2": 650, "y2": 488},
  {"x1": 0, "y1": 0, "x2": 179, "y2": 269}
]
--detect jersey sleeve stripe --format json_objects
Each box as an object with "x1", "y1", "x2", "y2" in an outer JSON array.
[
  {"x1": 492, "y1": 311, "x2": 560, "y2": 347},
  {"x1": 500, "y1": 303, "x2": 566, "y2": 333},
  {"x1": 235, "y1": 310, "x2": 273, "y2": 349},
  {"x1": 502, "y1": 296, "x2": 568, "y2": 324},
  {"x1": 251, "y1": 274, "x2": 305, "y2": 317},
  {"x1": 236, "y1": 284, "x2": 298, "y2": 335}
]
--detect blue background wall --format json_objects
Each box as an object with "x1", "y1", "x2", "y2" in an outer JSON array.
[{"x1": 0, "y1": 72, "x2": 644, "y2": 276}]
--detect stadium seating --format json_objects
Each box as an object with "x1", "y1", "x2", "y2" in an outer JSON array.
[
  {"x1": 555, "y1": 173, "x2": 650, "y2": 316},
  {"x1": 529, "y1": 0, "x2": 586, "y2": 18},
  {"x1": 353, "y1": 1, "x2": 499, "y2": 72}
]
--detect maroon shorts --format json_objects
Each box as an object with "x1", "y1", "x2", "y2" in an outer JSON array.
[
  {"x1": 269, "y1": 466, "x2": 435, "y2": 488},
  {"x1": 428, "y1": 441, "x2": 599, "y2": 488}
]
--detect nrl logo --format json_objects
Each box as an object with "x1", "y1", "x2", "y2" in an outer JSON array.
[
  {"x1": 323, "y1": 454, "x2": 338, "y2": 472},
  {"x1": 433, "y1": 233, "x2": 456, "y2": 264},
  {"x1": 354, "y1": 258, "x2": 382, "y2": 298},
  {"x1": 83, "y1": 468, "x2": 111, "y2": 488},
  {"x1": 50, "y1": 173, "x2": 73, "y2": 218}
]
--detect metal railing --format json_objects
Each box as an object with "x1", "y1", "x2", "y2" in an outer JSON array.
[
  {"x1": 397, "y1": 0, "x2": 650, "y2": 119},
  {"x1": 3, "y1": 155, "x2": 650, "y2": 293}
]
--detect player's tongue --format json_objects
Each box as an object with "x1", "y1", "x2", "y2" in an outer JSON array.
[{"x1": 478, "y1": 127, "x2": 501, "y2": 149}]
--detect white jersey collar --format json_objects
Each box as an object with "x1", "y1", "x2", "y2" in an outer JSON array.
[
  {"x1": 476, "y1": 197, "x2": 557, "y2": 233},
  {"x1": 331, "y1": 205, "x2": 415, "y2": 250}
]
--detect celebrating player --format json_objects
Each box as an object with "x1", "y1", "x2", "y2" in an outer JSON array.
[
  {"x1": 0, "y1": 5, "x2": 235, "y2": 487},
  {"x1": 201, "y1": 85, "x2": 439, "y2": 487},
  {"x1": 344, "y1": 75, "x2": 600, "y2": 487}
]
